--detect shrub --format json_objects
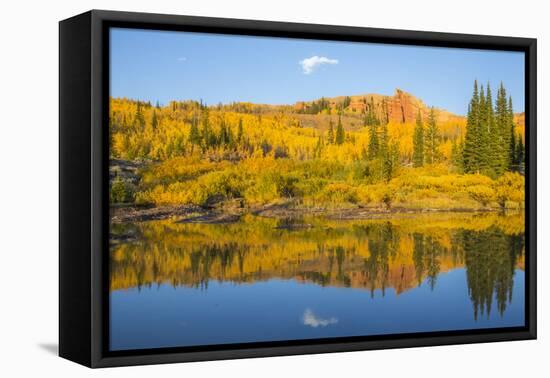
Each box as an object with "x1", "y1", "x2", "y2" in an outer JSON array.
[
  {"x1": 494, "y1": 172, "x2": 524, "y2": 209},
  {"x1": 110, "y1": 176, "x2": 133, "y2": 203},
  {"x1": 316, "y1": 183, "x2": 358, "y2": 205},
  {"x1": 467, "y1": 185, "x2": 496, "y2": 206}
]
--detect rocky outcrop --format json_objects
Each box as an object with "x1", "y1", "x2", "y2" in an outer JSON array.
[
  {"x1": 295, "y1": 89, "x2": 461, "y2": 124},
  {"x1": 109, "y1": 159, "x2": 144, "y2": 185}
]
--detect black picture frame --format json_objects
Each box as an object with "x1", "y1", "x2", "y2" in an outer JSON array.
[{"x1": 59, "y1": 9, "x2": 537, "y2": 368}]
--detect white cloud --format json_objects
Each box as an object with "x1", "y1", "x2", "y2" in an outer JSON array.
[
  {"x1": 299, "y1": 56, "x2": 338, "y2": 74},
  {"x1": 302, "y1": 309, "x2": 338, "y2": 328},
  {"x1": 177, "y1": 57, "x2": 187, "y2": 62}
]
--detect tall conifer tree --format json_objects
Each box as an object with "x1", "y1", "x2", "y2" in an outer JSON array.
[
  {"x1": 151, "y1": 110, "x2": 158, "y2": 130},
  {"x1": 485, "y1": 83, "x2": 500, "y2": 177},
  {"x1": 495, "y1": 83, "x2": 509, "y2": 173},
  {"x1": 425, "y1": 107, "x2": 439, "y2": 164},
  {"x1": 463, "y1": 81, "x2": 480, "y2": 173},
  {"x1": 379, "y1": 122, "x2": 391, "y2": 181},
  {"x1": 189, "y1": 111, "x2": 201, "y2": 148},
  {"x1": 506, "y1": 96, "x2": 515, "y2": 171},
  {"x1": 516, "y1": 134, "x2": 525, "y2": 174},
  {"x1": 368, "y1": 123, "x2": 379, "y2": 159},
  {"x1": 412, "y1": 111, "x2": 424, "y2": 167},
  {"x1": 327, "y1": 119, "x2": 335, "y2": 144},
  {"x1": 335, "y1": 114, "x2": 345, "y2": 145},
  {"x1": 477, "y1": 85, "x2": 491, "y2": 174}
]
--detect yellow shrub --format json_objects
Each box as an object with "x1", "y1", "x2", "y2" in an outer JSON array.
[
  {"x1": 316, "y1": 183, "x2": 358, "y2": 205},
  {"x1": 466, "y1": 185, "x2": 496, "y2": 206}
]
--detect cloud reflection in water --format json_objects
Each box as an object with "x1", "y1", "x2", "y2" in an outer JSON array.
[{"x1": 302, "y1": 308, "x2": 338, "y2": 328}]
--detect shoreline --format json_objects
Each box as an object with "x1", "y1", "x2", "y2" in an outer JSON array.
[{"x1": 109, "y1": 202, "x2": 514, "y2": 224}]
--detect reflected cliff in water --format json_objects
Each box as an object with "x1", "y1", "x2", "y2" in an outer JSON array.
[{"x1": 110, "y1": 212, "x2": 524, "y2": 320}]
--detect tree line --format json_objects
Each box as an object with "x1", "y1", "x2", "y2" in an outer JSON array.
[{"x1": 461, "y1": 81, "x2": 524, "y2": 177}]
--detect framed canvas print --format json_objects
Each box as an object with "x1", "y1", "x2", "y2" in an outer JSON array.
[{"x1": 59, "y1": 10, "x2": 536, "y2": 368}]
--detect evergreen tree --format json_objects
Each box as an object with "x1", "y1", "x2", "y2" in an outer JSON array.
[
  {"x1": 485, "y1": 83, "x2": 500, "y2": 177},
  {"x1": 506, "y1": 96, "x2": 515, "y2": 171},
  {"x1": 379, "y1": 122, "x2": 393, "y2": 182},
  {"x1": 134, "y1": 103, "x2": 146, "y2": 130},
  {"x1": 237, "y1": 118, "x2": 244, "y2": 143},
  {"x1": 367, "y1": 119, "x2": 379, "y2": 159},
  {"x1": 412, "y1": 111, "x2": 425, "y2": 167},
  {"x1": 314, "y1": 134, "x2": 324, "y2": 158},
  {"x1": 516, "y1": 134, "x2": 525, "y2": 174},
  {"x1": 389, "y1": 142, "x2": 400, "y2": 179},
  {"x1": 151, "y1": 110, "x2": 158, "y2": 130},
  {"x1": 368, "y1": 124, "x2": 379, "y2": 159},
  {"x1": 327, "y1": 119, "x2": 335, "y2": 144},
  {"x1": 226, "y1": 124, "x2": 235, "y2": 148},
  {"x1": 510, "y1": 130, "x2": 517, "y2": 171},
  {"x1": 365, "y1": 97, "x2": 379, "y2": 126},
  {"x1": 463, "y1": 80, "x2": 517, "y2": 177},
  {"x1": 219, "y1": 120, "x2": 228, "y2": 146},
  {"x1": 424, "y1": 107, "x2": 439, "y2": 164},
  {"x1": 343, "y1": 96, "x2": 352, "y2": 109},
  {"x1": 335, "y1": 115, "x2": 345, "y2": 145},
  {"x1": 188, "y1": 111, "x2": 201, "y2": 147},
  {"x1": 217, "y1": 117, "x2": 234, "y2": 147},
  {"x1": 451, "y1": 137, "x2": 464, "y2": 172},
  {"x1": 495, "y1": 83, "x2": 509, "y2": 174},
  {"x1": 463, "y1": 81, "x2": 480, "y2": 173},
  {"x1": 201, "y1": 109, "x2": 213, "y2": 148},
  {"x1": 477, "y1": 85, "x2": 491, "y2": 174}
]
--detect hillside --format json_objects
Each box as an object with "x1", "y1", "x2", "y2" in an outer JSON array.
[
  {"x1": 235, "y1": 89, "x2": 523, "y2": 142},
  {"x1": 294, "y1": 88, "x2": 463, "y2": 124},
  {"x1": 109, "y1": 81, "x2": 525, "y2": 216}
]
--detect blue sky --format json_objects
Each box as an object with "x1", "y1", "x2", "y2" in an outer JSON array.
[{"x1": 110, "y1": 28, "x2": 525, "y2": 115}]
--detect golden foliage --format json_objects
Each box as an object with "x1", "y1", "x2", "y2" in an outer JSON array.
[{"x1": 110, "y1": 98, "x2": 524, "y2": 210}]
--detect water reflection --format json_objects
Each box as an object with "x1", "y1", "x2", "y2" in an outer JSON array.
[
  {"x1": 110, "y1": 212, "x2": 524, "y2": 322},
  {"x1": 303, "y1": 309, "x2": 338, "y2": 328}
]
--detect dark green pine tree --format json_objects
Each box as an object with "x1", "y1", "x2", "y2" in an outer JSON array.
[
  {"x1": 379, "y1": 122, "x2": 392, "y2": 182},
  {"x1": 368, "y1": 122, "x2": 379, "y2": 159},
  {"x1": 200, "y1": 109, "x2": 213, "y2": 149},
  {"x1": 476, "y1": 85, "x2": 491, "y2": 174},
  {"x1": 151, "y1": 110, "x2": 159, "y2": 130},
  {"x1": 485, "y1": 83, "x2": 500, "y2": 177},
  {"x1": 188, "y1": 111, "x2": 201, "y2": 148},
  {"x1": 365, "y1": 97, "x2": 379, "y2": 126},
  {"x1": 237, "y1": 118, "x2": 244, "y2": 143},
  {"x1": 506, "y1": 96, "x2": 515, "y2": 171},
  {"x1": 134, "y1": 102, "x2": 146, "y2": 130},
  {"x1": 510, "y1": 129, "x2": 517, "y2": 171},
  {"x1": 226, "y1": 124, "x2": 235, "y2": 148},
  {"x1": 516, "y1": 133, "x2": 525, "y2": 174},
  {"x1": 451, "y1": 137, "x2": 463, "y2": 172},
  {"x1": 412, "y1": 111, "x2": 424, "y2": 167},
  {"x1": 219, "y1": 119, "x2": 228, "y2": 146},
  {"x1": 463, "y1": 81, "x2": 480, "y2": 173},
  {"x1": 424, "y1": 107, "x2": 439, "y2": 164},
  {"x1": 335, "y1": 114, "x2": 345, "y2": 145},
  {"x1": 495, "y1": 83, "x2": 509, "y2": 174},
  {"x1": 367, "y1": 100, "x2": 379, "y2": 159},
  {"x1": 343, "y1": 96, "x2": 352, "y2": 109},
  {"x1": 327, "y1": 119, "x2": 335, "y2": 144},
  {"x1": 314, "y1": 134, "x2": 324, "y2": 158}
]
